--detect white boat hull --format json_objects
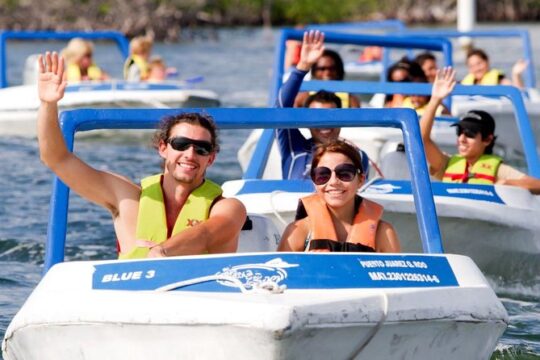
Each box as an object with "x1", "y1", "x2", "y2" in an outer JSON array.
[
  {"x1": 2, "y1": 253, "x2": 507, "y2": 360},
  {"x1": 0, "y1": 83, "x2": 220, "y2": 137}
]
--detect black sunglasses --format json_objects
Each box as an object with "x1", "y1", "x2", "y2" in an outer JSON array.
[
  {"x1": 456, "y1": 127, "x2": 480, "y2": 139},
  {"x1": 310, "y1": 163, "x2": 360, "y2": 185},
  {"x1": 167, "y1": 136, "x2": 213, "y2": 156}
]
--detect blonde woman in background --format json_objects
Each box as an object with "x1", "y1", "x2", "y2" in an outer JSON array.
[{"x1": 61, "y1": 38, "x2": 108, "y2": 82}]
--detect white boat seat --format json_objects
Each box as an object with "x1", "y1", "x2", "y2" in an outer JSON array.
[
  {"x1": 23, "y1": 54, "x2": 40, "y2": 85},
  {"x1": 379, "y1": 141, "x2": 411, "y2": 180},
  {"x1": 237, "y1": 213, "x2": 281, "y2": 253}
]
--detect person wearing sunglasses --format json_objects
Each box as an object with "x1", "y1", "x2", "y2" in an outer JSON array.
[
  {"x1": 278, "y1": 139, "x2": 400, "y2": 252},
  {"x1": 420, "y1": 67, "x2": 540, "y2": 194},
  {"x1": 276, "y1": 30, "x2": 369, "y2": 180},
  {"x1": 37, "y1": 52, "x2": 247, "y2": 259}
]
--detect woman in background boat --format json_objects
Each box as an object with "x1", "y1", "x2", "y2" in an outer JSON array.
[
  {"x1": 278, "y1": 139, "x2": 400, "y2": 252},
  {"x1": 414, "y1": 52, "x2": 438, "y2": 83},
  {"x1": 293, "y1": 45, "x2": 360, "y2": 108},
  {"x1": 421, "y1": 67, "x2": 540, "y2": 194},
  {"x1": 462, "y1": 48, "x2": 528, "y2": 89},
  {"x1": 61, "y1": 38, "x2": 109, "y2": 83},
  {"x1": 276, "y1": 30, "x2": 370, "y2": 180}
]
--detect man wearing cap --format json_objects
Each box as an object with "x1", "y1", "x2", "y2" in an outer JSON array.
[{"x1": 419, "y1": 67, "x2": 540, "y2": 194}]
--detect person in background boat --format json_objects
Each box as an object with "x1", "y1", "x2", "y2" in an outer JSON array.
[
  {"x1": 358, "y1": 46, "x2": 382, "y2": 62},
  {"x1": 61, "y1": 38, "x2": 109, "y2": 83},
  {"x1": 414, "y1": 52, "x2": 438, "y2": 83},
  {"x1": 37, "y1": 52, "x2": 247, "y2": 258},
  {"x1": 278, "y1": 139, "x2": 400, "y2": 252},
  {"x1": 293, "y1": 43, "x2": 360, "y2": 108},
  {"x1": 401, "y1": 71, "x2": 450, "y2": 116},
  {"x1": 462, "y1": 48, "x2": 528, "y2": 89},
  {"x1": 383, "y1": 57, "x2": 424, "y2": 108},
  {"x1": 276, "y1": 30, "x2": 369, "y2": 180},
  {"x1": 124, "y1": 35, "x2": 153, "y2": 81},
  {"x1": 147, "y1": 56, "x2": 167, "y2": 82},
  {"x1": 421, "y1": 67, "x2": 540, "y2": 194}
]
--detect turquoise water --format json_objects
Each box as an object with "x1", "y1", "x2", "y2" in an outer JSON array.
[{"x1": 0, "y1": 26, "x2": 539, "y2": 359}]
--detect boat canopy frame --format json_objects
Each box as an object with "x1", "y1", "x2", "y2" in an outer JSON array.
[
  {"x1": 45, "y1": 107, "x2": 442, "y2": 272},
  {"x1": 271, "y1": 29, "x2": 453, "y2": 105},
  {"x1": 0, "y1": 30, "x2": 130, "y2": 88}
]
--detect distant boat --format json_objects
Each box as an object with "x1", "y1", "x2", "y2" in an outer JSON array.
[
  {"x1": 0, "y1": 30, "x2": 220, "y2": 137},
  {"x1": 2, "y1": 107, "x2": 507, "y2": 360}
]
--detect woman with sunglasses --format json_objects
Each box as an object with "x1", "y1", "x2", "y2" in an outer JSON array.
[
  {"x1": 278, "y1": 139, "x2": 400, "y2": 252},
  {"x1": 420, "y1": 67, "x2": 540, "y2": 194}
]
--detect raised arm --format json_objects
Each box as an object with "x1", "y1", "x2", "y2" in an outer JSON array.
[
  {"x1": 419, "y1": 67, "x2": 456, "y2": 176},
  {"x1": 278, "y1": 30, "x2": 325, "y2": 108},
  {"x1": 148, "y1": 197, "x2": 247, "y2": 256},
  {"x1": 37, "y1": 52, "x2": 139, "y2": 214},
  {"x1": 510, "y1": 59, "x2": 528, "y2": 89}
]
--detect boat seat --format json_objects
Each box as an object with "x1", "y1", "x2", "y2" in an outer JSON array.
[
  {"x1": 379, "y1": 141, "x2": 411, "y2": 180},
  {"x1": 237, "y1": 214, "x2": 281, "y2": 253},
  {"x1": 23, "y1": 54, "x2": 40, "y2": 85}
]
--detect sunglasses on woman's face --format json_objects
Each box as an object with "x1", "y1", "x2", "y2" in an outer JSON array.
[
  {"x1": 313, "y1": 65, "x2": 336, "y2": 72},
  {"x1": 310, "y1": 163, "x2": 360, "y2": 185},
  {"x1": 456, "y1": 127, "x2": 480, "y2": 139},
  {"x1": 167, "y1": 136, "x2": 213, "y2": 156}
]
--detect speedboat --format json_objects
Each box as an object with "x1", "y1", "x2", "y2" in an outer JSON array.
[
  {"x1": 230, "y1": 84, "x2": 540, "y2": 277},
  {"x1": 0, "y1": 30, "x2": 220, "y2": 137},
  {"x1": 2, "y1": 107, "x2": 507, "y2": 360}
]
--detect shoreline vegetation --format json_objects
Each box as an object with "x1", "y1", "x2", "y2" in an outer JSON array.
[{"x1": 1, "y1": 0, "x2": 540, "y2": 41}]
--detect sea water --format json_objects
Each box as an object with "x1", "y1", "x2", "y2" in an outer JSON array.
[{"x1": 0, "y1": 25, "x2": 539, "y2": 359}]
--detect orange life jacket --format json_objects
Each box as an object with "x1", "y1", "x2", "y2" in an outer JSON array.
[{"x1": 300, "y1": 194, "x2": 383, "y2": 252}]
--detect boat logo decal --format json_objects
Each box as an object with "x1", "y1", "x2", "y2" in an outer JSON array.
[
  {"x1": 214, "y1": 258, "x2": 299, "y2": 290},
  {"x1": 364, "y1": 183, "x2": 401, "y2": 194}
]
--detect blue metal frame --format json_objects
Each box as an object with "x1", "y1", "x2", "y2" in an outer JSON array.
[
  {"x1": 0, "y1": 30, "x2": 130, "y2": 88},
  {"x1": 307, "y1": 19, "x2": 406, "y2": 32},
  {"x1": 44, "y1": 107, "x2": 442, "y2": 272},
  {"x1": 271, "y1": 29, "x2": 453, "y2": 106},
  {"x1": 401, "y1": 29, "x2": 536, "y2": 89}
]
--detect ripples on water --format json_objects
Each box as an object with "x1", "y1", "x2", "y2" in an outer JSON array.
[{"x1": 1, "y1": 27, "x2": 540, "y2": 359}]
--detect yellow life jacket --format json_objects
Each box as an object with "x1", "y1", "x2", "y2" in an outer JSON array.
[
  {"x1": 309, "y1": 91, "x2": 351, "y2": 108},
  {"x1": 118, "y1": 174, "x2": 223, "y2": 259},
  {"x1": 123, "y1": 54, "x2": 149, "y2": 80},
  {"x1": 301, "y1": 194, "x2": 383, "y2": 252},
  {"x1": 442, "y1": 154, "x2": 502, "y2": 184},
  {"x1": 461, "y1": 68, "x2": 504, "y2": 85},
  {"x1": 401, "y1": 96, "x2": 444, "y2": 116},
  {"x1": 66, "y1": 63, "x2": 103, "y2": 82}
]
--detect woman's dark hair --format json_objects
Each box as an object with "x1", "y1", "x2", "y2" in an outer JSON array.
[
  {"x1": 311, "y1": 49, "x2": 345, "y2": 80},
  {"x1": 304, "y1": 90, "x2": 342, "y2": 108},
  {"x1": 312, "y1": 139, "x2": 363, "y2": 174},
  {"x1": 466, "y1": 48, "x2": 489, "y2": 62},
  {"x1": 414, "y1": 52, "x2": 436, "y2": 67},
  {"x1": 152, "y1": 112, "x2": 220, "y2": 152}
]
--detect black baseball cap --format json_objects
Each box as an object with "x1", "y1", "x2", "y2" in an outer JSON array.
[{"x1": 451, "y1": 110, "x2": 495, "y2": 137}]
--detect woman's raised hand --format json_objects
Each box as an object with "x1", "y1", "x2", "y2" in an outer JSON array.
[
  {"x1": 297, "y1": 30, "x2": 325, "y2": 71},
  {"x1": 431, "y1": 67, "x2": 456, "y2": 101},
  {"x1": 38, "y1": 52, "x2": 67, "y2": 104}
]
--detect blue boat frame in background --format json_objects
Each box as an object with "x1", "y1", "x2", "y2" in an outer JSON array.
[
  {"x1": 270, "y1": 29, "x2": 453, "y2": 105},
  {"x1": 0, "y1": 30, "x2": 130, "y2": 88},
  {"x1": 44, "y1": 107, "x2": 442, "y2": 272}
]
